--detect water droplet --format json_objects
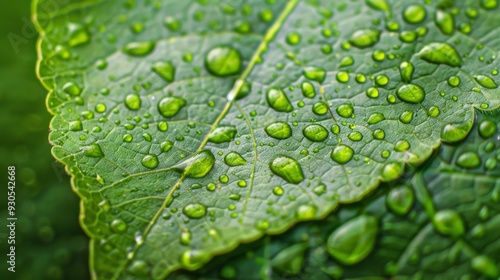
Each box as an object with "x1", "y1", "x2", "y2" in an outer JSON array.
[
  {"x1": 399, "y1": 62, "x2": 414, "y2": 83},
  {"x1": 373, "y1": 129, "x2": 385, "y2": 140},
  {"x1": 336, "y1": 104, "x2": 354, "y2": 118},
  {"x1": 160, "y1": 141, "x2": 173, "y2": 152},
  {"x1": 303, "y1": 66, "x2": 326, "y2": 83},
  {"x1": 266, "y1": 88, "x2": 293, "y2": 112},
  {"x1": 349, "y1": 29, "x2": 381, "y2": 49},
  {"x1": 394, "y1": 140, "x2": 410, "y2": 152},
  {"x1": 456, "y1": 151, "x2": 481, "y2": 169},
  {"x1": 286, "y1": 32, "x2": 301, "y2": 45},
  {"x1": 331, "y1": 145, "x2": 354, "y2": 164},
  {"x1": 474, "y1": 75, "x2": 498, "y2": 89},
  {"x1": 432, "y1": 209, "x2": 464, "y2": 237},
  {"x1": 448, "y1": 76, "x2": 460, "y2": 87},
  {"x1": 183, "y1": 203, "x2": 207, "y2": 219},
  {"x1": 295, "y1": 205, "x2": 317, "y2": 220},
  {"x1": 312, "y1": 102, "x2": 329, "y2": 115},
  {"x1": 403, "y1": 4, "x2": 426, "y2": 24},
  {"x1": 66, "y1": 23, "x2": 90, "y2": 47},
  {"x1": 273, "y1": 186, "x2": 284, "y2": 196},
  {"x1": 471, "y1": 255, "x2": 499, "y2": 278},
  {"x1": 366, "y1": 0, "x2": 390, "y2": 12},
  {"x1": 141, "y1": 154, "x2": 159, "y2": 169},
  {"x1": 303, "y1": 124, "x2": 328, "y2": 142},
  {"x1": 366, "y1": 87, "x2": 379, "y2": 98},
  {"x1": 205, "y1": 46, "x2": 242, "y2": 76},
  {"x1": 399, "y1": 110, "x2": 414, "y2": 124},
  {"x1": 381, "y1": 162, "x2": 404, "y2": 182},
  {"x1": 208, "y1": 126, "x2": 237, "y2": 143},
  {"x1": 124, "y1": 94, "x2": 141, "y2": 110},
  {"x1": 348, "y1": 132, "x2": 363, "y2": 142},
  {"x1": 301, "y1": 82, "x2": 316, "y2": 98},
  {"x1": 164, "y1": 17, "x2": 181, "y2": 31},
  {"x1": 440, "y1": 122, "x2": 471, "y2": 143},
  {"x1": 336, "y1": 72, "x2": 349, "y2": 83},
  {"x1": 69, "y1": 120, "x2": 83, "y2": 131},
  {"x1": 152, "y1": 62, "x2": 176, "y2": 82},
  {"x1": 481, "y1": 0, "x2": 498, "y2": 10},
  {"x1": 367, "y1": 113, "x2": 385, "y2": 124},
  {"x1": 386, "y1": 186, "x2": 414, "y2": 215},
  {"x1": 271, "y1": 243, "x2": 308, "y2": 275},
  {"x1": 265, "y1": 122, "x2": 292, "y2": 140},
  {"x1": 428, "y1": 106, "x2": 440, "y2": 117},
  {"x1": 224, "y1": 152, "x2": 247, "y2": 166},
  {"x1": 356, "y1": 74, "x2": 366, "y2": 83},
  {"x1": 270, "y1": 156, "x2": 304, "y2": 184},
  {"x1": 339, "y1": 56, "x2": 354, "y2": 67},
  {"x1": 419, "y1": 43, "x2": 462, "y2": 67},
  {"x1": 396, "y1": 84, "x2": 425, "y2": 104},
  {"x1": 123, "y1": 41, "x2": 155, "y2": 56},
  {"x1": 110, "y1": 219, "x2": 127, "y2": 232},
  {"x1": 84, "y1": 144, "x2": 104, "y2": 158},
  {"x1": 399, "y1": 31, "x2": 417, "y2": 43},
  {"x1": 177, "y1": 150, "x2": 216, "y2": 178},
  {"x1": 181, "y1": 249, "x2": 210, "y2": 270},
  {"x1": 158, "y1": 97, "x2": 186, "y2": 118},
  {"x1": 63, "y1": 82, "x2": 81, "y2": 96},
  {"x1": 435, "y1": 10, "x2": 454, "y2": 35},
  {"x1": 127, "y1": 260, "x2": 149, "y2": 276},
  {"x1": 372, "y1": 50, "x2": 385, "y2": 61},
  {"x1": 326, "y1": 215, "x2": 378, "y2": 265},
  {"x1": 375, "y1": 75, "x2": 389, "y2": 86},
  {"x1": 479, "y1": 120, "x2": 497, "y2": 138},
  {"x1": 180, "y1": 230, "x2": 191, "y2": 245}
]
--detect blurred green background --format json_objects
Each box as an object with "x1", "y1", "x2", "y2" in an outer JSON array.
[{"x1": 0, "y1": 1, "x2": 89, "y2": 279}]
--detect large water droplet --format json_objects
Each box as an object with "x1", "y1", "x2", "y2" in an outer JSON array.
[
  {"x1": 265, "y1": 122, "x2": 292, "y2": 140},
  {"x1": 183, "y1": 203, "x2": 207, "y2": 219},
  {"x1": 208, "y1": 126, "x2": 237, "y2": 143},
  {"x1": 270, "y1": 156, "x2": 304, "y2": 184},
  {"x1": 432, "y1": 209, "x2": 464, "y2": 237},
  {"x1": 419, "y1": 43, "x2": 462, "y2": 67},
  {"x1": 123, "y1": 41, "x2": 155, "y2": 56},
  {"x1": 224, "y1": 151, "x2": 247, "y2": 166},
  {"x1": 312, "y1": 102, "x2": 328, "y2": 115},
  {"x1": 336, "y1": 104, "x2": 354, "y2": 118},
  {"x1": 474, "y1": 75, "x2": 498, "y2": 89},
  {"x1": 177, "y1": 150, "x2": 216, "y2": 178},
  {"x1": 435, "y1": 10, "x2": 454, "y2": 35},
  {"x1": 331, "y1": 145, "x2": 354, "y2": 164},
  {"x1": 303, "y1": 124, "x2": 328, "y2": 142},
  {"x1": 456, "y1": 151, "x2": 481, "y2": 169},
  {"x1": 381, "y1": 162, "x2": 404, "y2": 182},
  {"x1": 478, "y1": 120, "x2": 497, "y2": 138},
  {"x1": 403, "y1": 4, "x2": 426, "y2": 24},
  {"x1": 158, "y1": 97, "x2": 186, "y2": 118},
  {"x1": 303, "y1": 66, "x2": 326, "y2": 83},
  {"x1": 301, "y1": 82, "x2": 316, "y2": 98},
  {"x1": 440, "y1": 122, "x2": 471, "y2": 143},
  {"x1": 152, "y1": 62, "x2": 176, "y2": 82},
  {"x1": 125, "y1": 94, "x2": 141, "y2": 110},
  {"x1": 366, "y1": 0, "x2": 390, "y2": 11},
  {"x1": 396, "y1": 84, "x2": 425, "y2": 103},
  {"x1": 326, "y1": 215, "x2": 378, "y2": 265},
  {"x1": 266, "y1": 88, "x2": 293, "y2": 112},
  {"x1": 349, "y1": 29, "x2": 381, "y2": 49},
  {"x1": 399, "y1": 62, "x2": 414, "y2": 83},
  {"x1": 367, "y1": 113, "x2": 385, "y2": 124},
  {"x1": 205, "y1": 46, "x2": 242, "y2": 76},
  {"x1": 386, "y1": 186, "x2": 414, "y2": 215}
]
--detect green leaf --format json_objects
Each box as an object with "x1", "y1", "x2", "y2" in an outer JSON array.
[
  {"x1": 171, "y1": 109, "x2": 500, "y2": 279},
  {"x1": 34, "y1": 0, "x2": 500, "y2": 278}
]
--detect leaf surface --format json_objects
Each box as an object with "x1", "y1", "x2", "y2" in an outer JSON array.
[{"x1": 34, "y1": 0, "x2": 500, "y2": 278}]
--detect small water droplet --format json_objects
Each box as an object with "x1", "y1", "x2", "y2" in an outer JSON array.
[
  {"x1": 141, "y1": 154, "x2": 159, "y2": 169},
  {"x1": 295, "y1": 205, "x2": 317, "y2": 220},
  {"x1": 183, "y1": 203, "x2": 207, "y2": 219},
  {"x1": 366, "y1": 87, "x2": 379, "y2": 98},
  {"x1": 432, "y1": 209, "x2": 464, "y2": 237},
  {"x1": 336, "y1": 104, "x2": 354, "y2": 118},
  {"x1": 110, "y1": 219, "x2": 127, "y2": 232},
  {"x1": 224, "y1": 151, "x2": 247, "y2": 166},
  {"x1": 301, "y1": 82, "x2": 316, "y2": 98},
  {"x1": 312, "y1": 102, "x2": 329, "y2": 115},
  {"x1": 403, "y1": 4, "x2": 426, "y2": 24},
  {"x1": 84, "y1": 144, "x2": 104, "y2": 158},
  {"x1": 158, "y1": 96, "x2": 186, "y2": 118},
  {"x1": 208, "y1": 126, "x2": 237, "y2": 143},
  {"x1": 366, "y1": 0, "x2": 390, "y2": 12},
  {"x1": 265, "y1": 122, "x2": 292, "y2": 139},
  {"x1": 349, "y1": 29, "x2": 381, "y2": 49},
  {"x1": 303, "y1": 124, "x2": 328, "y2": 142},
  {"x1": 123, "y1": 41, "x2": 155, "y2": 56},
  {"x1": 381, "y1": 162, "x2": 404, "y2": 182},
  {"x1": 367, "y1": 113, "x2": 385, "y2": 124},
  {"x1": 331, "y1": 145, "x2": 354, "y2": 164},
  {"x1": 435, "y1": 10, "x2": 454, "y2": 35},
  {"x1": 478, "y1": 120, "x2": 497, "y2": 138},
  {"x1": 399, "y1": 62, "x2": 414, "y2": 83},
  {"x1": 266, "y1": 88, "x2": 293, "y2": 112},
  {"x1": 66, "y1": 23, "x2": 90, "y2": 47},
  {"x1": 125, "y1": 94, "x2": 141, "y2": 110},
  {"x1": 303, "y1": 66, "x2": 326, "y2": 83},
  {"x1": 205, "y1": 46, "x2": 242, "y2": 76},
  {"x1": 386, "y1": 186, "x2": 414, "y2": 215},
  {"x1": 152, "y1": 62, "x2": 176, "y2": 82},
  {"x1": 396, "y1": 84, "x2": 425, "y2": 104}
]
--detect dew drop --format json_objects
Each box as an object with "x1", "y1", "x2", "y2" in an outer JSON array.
[
  {"x1": 152, "y1": 62, "x2": 176, "y2": 82},
  {"x1": 224, "y1": 152, "x2": 247, "y2": 166},
  {"x1": 339, "y1": 56, "x2": 354, "y2": 67},
  {"x1": 110, "y1": 219, "x2": 127, "y2": 232},
  {"x1": 394, "y1": 140, "x2": 410, "y2": 152},
  {"x1": 158, "y1": 96, "x2": 186, "y2": 118},
  {"x1": 205, "y1": 46, "x2": 242, "y2": 76},
  {"x1": 295, "y1": 205, "x2": 317, "y2": 220},
  {"x1": 403, "y1": 4, "x2": 426, "y2": 24},
  {"x1": 303, "y1": 66, "x2": 326, "y2": 83},
  {"x1": 336, "y1": 104, "x2": 354, "y2": 118},
  {"x1": 301, "y1": 82, "x2": 316, "y2": 98},
  {"x1": 367, "y1": 113, "x2": 385, "y2": 124},
  {"x1": 348, "y1": 132, "x2": 363, "y2": 142},
  {"x1": 63, "y1": 82, "x2": 82, "y2": 96},
  {"x1": 435, "y1": 10, "x2": 454, "y2": 35},
  {"x1": 266, "y1": 88, "x2": 293, "y2": 112},
  {"x1": 66, "y1": 23, "x2": 90, "y2": 47},
  {"x1": 481, "y1": 0, "x2": 498, "y2": 10},
  {"x1": 331, "y1": 145, "x2": 354, "y2": 165},
  {"x1": 366, "y1": 87, "x2": 379, "y2": 98},
  {"x1": 399, "y1": 62, "x2": 414, "y2": 83},
  {"x1": 349, "y1": 29, "x2": 381, "y2": 49},
  {"x1": 208, "y1": 126, "x2": 237, "y2": 143},
  {"x1": 396, "y1": 84, "x2": 425, "y2": 103},
  {"x1": 141, "y1": 154, "x2": 159, "y2": 169},
  {"x1": 366, "y1": 0, "x2": 390, "y2": 12},
  {"x1": 381, "y1": 162, "x2": 404, "y2": 182},
  {"x1": 125, "y1": 94, "x2": 141, "y2": 111},
  {"x1": 123, "y1": 41, "x2": 155, "y2": 56},
  {"x1": 456, "y1": 151, "x2": 481, "y2": 169},
  {"x1": 270, "y1": 156, "x2": 304, "y2": 184},
  {"x1": 386, "y1": 186, "x2": 414, "y2": 215},
  {"x1": 84, "y1": 144, "x2": 104, "y2": 158},
  {"x1": 326, "y1": 215, "x2": 378, "y2": 265},
  {"x1": 373, "y1": 129, "x2": 385, "y2": 140},
  {"x1": 286, "y1": 32, "x2": 301, "y2": 45},
  {"x1": 178, "y1": 150, "x2": 216, "y2": 178},
  {"x1": 336, "y1": 72, "x2": 349, "y2": 83},
  {"x1": 399, "y1": 110, "x2": 414, "y2": 124},
  {"x1": 432, "y1": 209, "x2": 464, "y2": 237},
  {"x1": 183, "y1": 203, "x2": 207, "y2": 219},
  {"x1": 447, "y1": 76, "x2": 460, "y2": 87},
  {"x1": 312, "y1": 102, "x2": 329, "y2": 115},
  {"x1": 265, "y1": 122, "x2": 292, "y2": 139},
  {"x1": 69, "y1": 120, "x2": 83, "y2": 131},
  {"x1": 303, "y1": 124, "x2": 328, "y2": 142},
  {"x1": 419, "y1": 43, "x2": 462, "y2": 67},
  {"x1": 471, "y1": 255, "x2": 499, "y2": 278},
  {"x1": 181, "y1": 250, "x2": 210, "y2": 270},
  {"x1": 474, "y1": 75, "x2": 498, "y2": 89},
  {"x1": 478, "y1": 120, "x2": 497, "y2": 138},
  {"x1": 440, "y1": 122, "x2": 471, "y2": 143}
]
